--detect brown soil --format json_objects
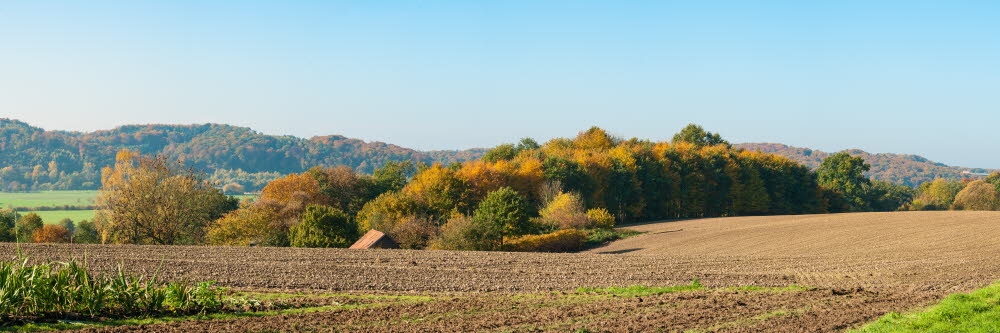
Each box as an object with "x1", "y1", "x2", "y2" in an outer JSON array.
[{"x1": 5, "y1": 211, "x2": 999, "y2": 332}]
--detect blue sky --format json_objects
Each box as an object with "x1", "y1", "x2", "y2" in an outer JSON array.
[{"x1": 2, "y1": 1, "x2": 998, "y2": 168}]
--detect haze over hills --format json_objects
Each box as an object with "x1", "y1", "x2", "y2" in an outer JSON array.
[
  {"x1": 0, "y1": 119, "x2": 484, "y2": 191},
  {"x1": 736, "y1": 143, "x2": 996, "y2": 187}
]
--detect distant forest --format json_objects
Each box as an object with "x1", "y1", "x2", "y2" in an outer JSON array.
[
  {"x1": 0, "y1": 119, "x2": 484, "y2": 192},
  {"x1": 736, "y1": 143, "x2": 996, "y2": 187},
  {"x1": 2, "y1": 118, "x2": 994, "y2": 193}
]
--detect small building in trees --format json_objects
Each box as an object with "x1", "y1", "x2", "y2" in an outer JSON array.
[{"x1": 349, "y1": 230, "x2": 399, "y2": 249}]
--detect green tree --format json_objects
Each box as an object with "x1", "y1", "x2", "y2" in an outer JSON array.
[
  {"x1": 16, "y1": 213, "x2": 43, "y2": 243},
  {"x1": 58, "y1": 218, "x2": 75, "y2": 237},
  {"x1": 73, "y1": 220, "x2": 101, "y2": 244},
  {"x1": 289, "y1": 205, "x2": 358, "y2": 248},
  {"x1": 817, "y1": 152, "x2": 871, "y2": 211},
  {"x1": 471, "y1": 187, "x2": 530, "y2": 250},
  {"x1": 864, "y1": 181, "x2": 915, "y2": 212},
  {"x1": 372, "y1": 160, "x2": 415, "y2": 194},
  {"x1": 517, "y1": 138, "x2": 541, "y2": 151},
  {"x1": 671, "y1": 124, "x2": 729, "y2": 147},
  {"x1": 541, "y1": 157, "x2": 590, "y2": 195},
  {"x1": 0, "y1": 209, "x2": 18, "y2": 242},
  {"x1": 482, "y1": 144, "x2": 519, "y2": 163}
]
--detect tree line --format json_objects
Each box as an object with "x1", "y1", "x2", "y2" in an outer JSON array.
[{"x1": 8, "y1": 124, "x2": 996, "y2": 251}]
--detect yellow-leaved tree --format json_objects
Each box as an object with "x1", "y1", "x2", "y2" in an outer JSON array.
[{"x1": 97, "y1": 150, "x2": 235, "y2": 245}]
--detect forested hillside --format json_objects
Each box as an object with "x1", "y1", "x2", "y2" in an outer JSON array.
[
  {"x1": 736, "y1": 143, "x2": 995, "y2": 187},
  {"x1": 0, "y1": 119, "x2": 484, "y2": 191}
]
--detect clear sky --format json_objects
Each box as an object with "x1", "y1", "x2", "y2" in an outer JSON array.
[{"x1": 2, "y1": 1, "x2": 998, "y2": 168}]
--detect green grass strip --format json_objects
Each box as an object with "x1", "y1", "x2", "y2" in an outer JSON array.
[{"x1": 853, "y1": 280, "x2": 1000, "y2": 333}]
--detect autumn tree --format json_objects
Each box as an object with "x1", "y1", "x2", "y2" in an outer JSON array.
[
  {"x1": 586, "y1": 208, "x2": 615, "y2": 229},
  {"x1": 671, "y1": 124, "x2": 729, "y2": 147},
  {"x1": 33, "y1": 225, "x2": 71, "y2": 243},
  {"x1": 97, "y1": 150, "x2": 235, "y2": 245},
  {"x1": 401, "y1": 164, "x2": 469, "y2": 218},
  {"x1": 539, "y1": 192, "x2": 590, "y2": 230},
  {"x1": 985, "y1": 172, "x2": 1000, "y2": 191},
  {"x1": 952, "y1": 180, "x2": 1000, "y2": 211},
  {"x1": 910, "y1": 179, "x2": 965, "y2": 210},
  {"x1": 260, "y1": 172, "x2": 325, "y2": 204},
  {"x1": 206, "y1": 203, "x2": 288, "y2": 246}
]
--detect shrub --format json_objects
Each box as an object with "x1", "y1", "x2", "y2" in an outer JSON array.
[
  {"x1": 586, "y1": 208, "x2": 615, "y2": 229},
  {"x1": 952, "y1": 180, "x2": 1000, "y2": 211},
  {"x1": 289, "y1": 205, "x2": 357, "y2": 248},
  {"x1": 15, "y1": 213, "x2": 43, "y2": 243},
  {"x1": 539, "y1": 192, "x2": 590, "y2": 229},
  {"x1": 73, "y1": 220, "x2": 101, "y2": 244},
  {"x1": 390, "y1": 216, "x2": 438, "y2": 250},
  {"x1": 503, "y1": 229, "x2": 588, "y2": 252},
  {"x1": 356, "y1": 191, "x2": 426, "y2": 235},
  {"x1": 206, "y1": 204, "x2": 288, "y2": 247},
  {"x1": 32, "y1": 225, "x2": 71, "y2": 243},
  {"x1": 471, "y1": 187, "x2": 531, "y2": 250},
  {"x1": 429, "y1": 215, "x2": 482, "y2": 251},
  {"x1": 585, "y1": 228, "x2": 641, "y2": 248}
]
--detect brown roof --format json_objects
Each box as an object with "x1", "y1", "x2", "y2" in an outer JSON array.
[{"x1": 349, "y1": 230, "x2": 398, "y2": 249}]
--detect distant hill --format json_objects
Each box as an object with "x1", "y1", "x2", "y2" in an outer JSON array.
[
  {"x1": 736, "y1": 143, "x2": 996, "y2": 187},
  {"x1": 0, "y1": 119, "x2": 484, "y2": 191}
]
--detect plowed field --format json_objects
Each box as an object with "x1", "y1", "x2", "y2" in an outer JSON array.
[{"x1": 5, "y1": 211, "x2": 999, "y2": 332}]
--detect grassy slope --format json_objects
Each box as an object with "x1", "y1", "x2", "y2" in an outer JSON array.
[{"x1": 854, "y1": 280, "x2": 1000, "y2": 333}]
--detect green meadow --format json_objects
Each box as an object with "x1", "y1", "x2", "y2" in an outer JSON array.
[
  {"x1": 0, "y1": 190, "x2": 254, "y2": 224},
  {"x1": 0, "y1": 190, "x2": 98, "y2": 209}
]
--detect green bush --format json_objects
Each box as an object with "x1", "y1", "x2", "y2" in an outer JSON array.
[
  {"x1": 289, "y1": 205, "x2": 358, "y2": 248},
  {"x1": 0, "y1": 209, "x2": 17, "y2": 242},
  {"x1": 585, "y1": 228, "x2": 641, "y2": 248},
  {"x1": 15, "y1": 213, "x2": 43, "y2": 243},
  {"x1": 429, "y1": 215, "x2": 482, "y2": 251},
  {"x1": 472, "y1": 187, "x2": 530, "y2": 250},
  {"x1": 73, "y1": 220, "x2": 101, "y2": 244}
]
